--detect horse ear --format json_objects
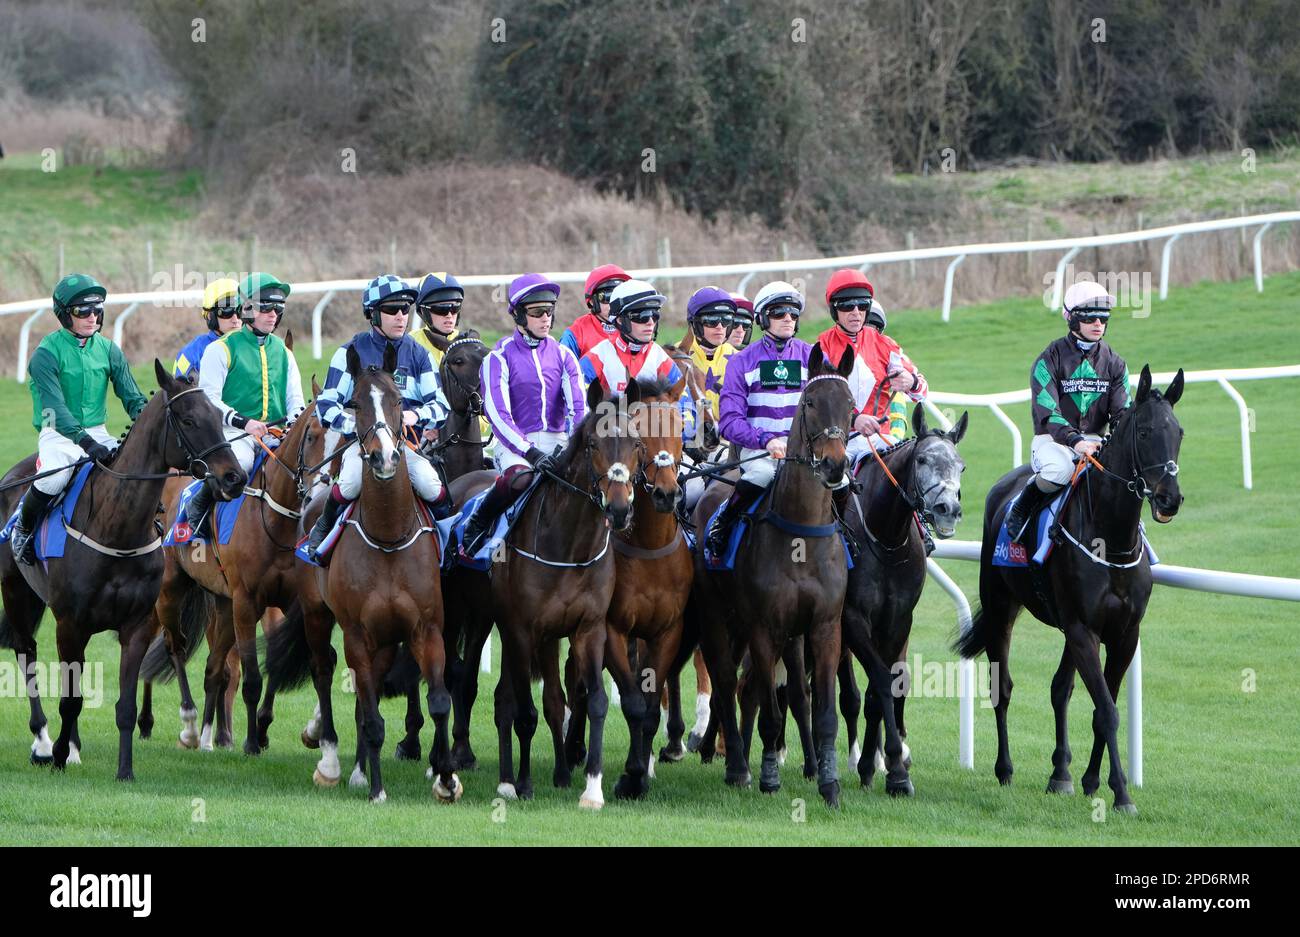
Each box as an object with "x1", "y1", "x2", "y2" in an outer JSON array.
[
  {"x1": 383, "y1": 340, "x2": 399, "y2": 374},
  {"x1": 948, "y1": 410, "x2": 969, "y2": 445},
  {"x1": 807, "y1": 343, "x2": 825, "y2": 376},
  {"x1": 1164, "y1": 368, "x2": 1185, "y2": 407},
  {"x1": 586, "y1": 377, "x2": 604, "y2": 414},
  {"x1": 460, "y1": 328, "x2": 480, "y2": 342},
  {"x1": 154, "y1": 359, "x2": 176, "y2": 397},
  {"x1": 311, "y1": 375, "x2": 323, "y2": 399},
  {"x1": 836, "y1": 348, "x2": 854, "y2": 378},
  {"x1": 624, "y1": 378, "x2": 643, "y2": 406},
  {"x1": 1135, "y1": 364, "x2": 1152, "y2": 403},
  {"x1": 913, "y1": 402, "x2": 928, "y2": 437},
  {"x1": 284, "y1": 329, "x2": 294, "y2": 352},
  {"x1": 345, "y1": 344, "x2": 361, "y2": 379},
  {"x1": 669, "y1": 370, "x2": 688, "y2": 402}
]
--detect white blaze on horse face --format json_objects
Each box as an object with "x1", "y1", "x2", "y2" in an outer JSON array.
[{"x1": 369, "y1": 384, "x2": 398, "y2": 477}]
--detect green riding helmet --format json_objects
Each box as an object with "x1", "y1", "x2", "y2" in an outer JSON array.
[{"x1": 52, "y1": 273, "x2": 107, "y2": 332}]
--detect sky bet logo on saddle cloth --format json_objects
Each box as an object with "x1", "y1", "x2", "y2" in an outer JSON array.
[{"x1": 759, "y1": 359, "x2": 802, "y2": 389}]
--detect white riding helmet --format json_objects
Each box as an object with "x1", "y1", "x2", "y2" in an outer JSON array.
[{"x1": 753, "y1": 280, "x2": 804, "y2": 332}]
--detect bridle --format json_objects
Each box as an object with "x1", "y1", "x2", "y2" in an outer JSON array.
[
  {"x1": 431, "y1": 336, "x2": 493, "y2": 452},
  {"x1": 784, "y1": 374, "x2": 849, "y2": 471},
  {"x1": 630, "y1": 400, "x2": 679, "y2": 497},
  {"x1": 95, "y1": 386, "x2": 235, "y2": 483},
  {"x1": 1088, "y1": 396, "x2": 1180, "y2": 503}
]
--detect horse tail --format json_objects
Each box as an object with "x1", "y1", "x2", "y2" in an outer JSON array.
[
  {"x1": 140, "y1": 584, "x2": 214, "y2": 683},
  {"x1": 953, "y1": 603, "x2": 988, "y2": 659},
  {"x1": 380, "y1": 643, "x2": 421, "y2": 699},
  {"x1": 264, "y1": 601, "x2": 315, "y2": 692}
]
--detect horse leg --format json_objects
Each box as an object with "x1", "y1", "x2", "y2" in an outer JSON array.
[
  {"x1": 747, "y1": 632, "x2": 782, "y2": 794},
  {"x1": 354, "y1": 649, "x2": 387, "y2": 803},
  {"x1": 395, "y1": 681, "x2": 424, "y2": 762},
  {"x1": 172, "y1": 636, "x2": 200, "y2": 750},
  {"x1": 563, "y1": 643, "x2": 588, "y2": 769},
  {"x1": 1, "y1": 569, "x2": 53, "y2": 764},
  {"x1": 200, "y1": 600, "x2": 236, "y2": 750},
  {"x1": 493, "y1": 668, "x2": 519, "y2": 799},
  {"x1": 809, "y1": 617, "x2": 843, "y2": 807},
  {"x1": 498, "y1": 619, "x2": 537, "y2": 800},
  {"x1": 539, "y1": 639, "x2": 571, "y2": 789},
  {"x1": 451, "y1": 605, "x2": 491, "y2": 771},
  {"x1": 50, "y1": 622, "x2": 89, "y2": 771},
  {"x1": 738, "y1": 657, "x2": 757, "y2": 763},
  {"x1": 231, "y1": 594, "x2": 263, "y2": 755},
  {"x1": 115, "y1": 618, "x2": 154, "y2": 781},
  {"x1": 306, "y1": 611, "x2": 341, "y2": 786},
  {"x1": 659, "y1": 669, "x2": 687, "y2": 762},
  {"x1": 863, "y1": 642, "x2": 911, "y2": 797},
  {"x1": 607, "y1": 630, "x2": 649, "y2": 801},
  {"x1": 572, "y1": 621, "x2": 609, "y2": 810},
  {"x1": 1047, "y1": 645, "x2": 1077, "y2": 794},
  {"x1": 1078, "y1": 625, "x2": 1139, "y2": 812},
  {"x1": 860, "y1": 679, "x2": 883, "y2": 788},
  {"x1": 412, "y1": 627, "x2": 459, "y2": 803},
  {"x1": 687, "y1": 648, "x2": 714, "y2": 754},
  {"x1": 640, "y1": 627, "x2": 683, "y2": 787},
  {"x1": 782, "y1": 642, "x2": 818, "y2": 781},
  {"x1": 838, "y1": 650, "x2": 862, "y2": 771},
  {"x1": 698, "y1": 617, "x2": 746, "y2": 786},
  {"x1": 225, "y1": 648, "x2": 241, "y2": 744},
  {"x1": 981, "y1": 594, "x2": 1018, "y2": 786}
]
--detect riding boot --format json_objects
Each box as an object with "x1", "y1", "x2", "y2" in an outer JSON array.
[
  {"x1": 459, "y1": 477, "x2": 519, "y2": 558},
  {"x1": 705, "y1": 480, "x2": 763, "y2": 559},
  {"x1": 10, "y1": 486, "x2": 55, "y2": 566},
  {"x1": 430, "y1": 488, "x2": 456, "y2": 522},
  {"x1": 1006, "y1": 476, "x2": 1058, "y2": 545},
  {"x1": 307, "y1": 496, "x2": 344, "y2": 557},
  {"x1": 185, "y1": 481, "x2": 216, "y2": 540}
]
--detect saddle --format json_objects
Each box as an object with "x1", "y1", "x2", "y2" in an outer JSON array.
[
  {"x1": 701, "y1": 488, "x2": 854, "y2": 572},
  {"x1": 165, "y1": 449, "x2": 269, "y2": 547},
  {"x1": 0, "y1": 463, "x2": 96, "y2": 565}
]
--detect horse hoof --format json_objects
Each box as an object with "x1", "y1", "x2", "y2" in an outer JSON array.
[
  {"x1": 116, "y1": 771, "x2": 135, "y2": 782},
  {"x1": 243, "y1": 739, "x2": 261, "y2": 757},
  {"x1": 1114, "y1": 802, "x2": 1138, "y2": 815},
  {"x1": 313, "y1": 768, "x2": 340, "y2": 788},
  {"x1": 450, "y1": 748, "x2": 478, "y2": 771},
  {"x1": 348, "y1": 765, "x2": 367, "y2": 788},
  {"x1": 496, "y1": 782, "x2": 518, "y2": 800},
  {"x1": 776, "y1": 747, "x2": 787, "y2": 766},
  {"x1": 803, "y1": 764, "x2": 817, "y2": 780},
  {"x1": 138, "y1": 727, "x2": 153, "y2": 741},
  {"x1": 658, "y1": 744, "x2": 684, "y2": 763},
  {"x1": 685, "y1": 732, "x2": 703, "y2": 753},
  {"x1": 65, "y1": 744, "x2": 81, "y2": 766},
  {"x1": 433, "y1": 775, "x2": 462, "y2": 803},
  {"x1": 394, "y1": 741, "x2": 421, "y2": 761},
  {"x1": 1046, "y1": 777, "x2": 1075, "y2": 795},
  {"x1": 614, "y1": 774, "x2": 647, "y2": 801},
  {"x1": 819, "y1": 781, "x2": 841, "y2": 809},
  {"x1": 724, "y1": 769, "x2": 751, "y2": 788},
  {"x1": 370, "y1": 790, "x2": 387, "y2": 804},
  {"x1": 996, "y1": 773, "x2": 1013, "y2": 787},
  {"x1": 886, "y1": 778, "x2": 915, "y2": 798},
  {"x1": 30, "y1": 752, "x2": 53, "y2": 767},
  {"x1": 553, "y1": 769, "x2": 571, "y2": 789},
  {"x1": 578, "y1": 797, "x2": 604, "y2": 811},
  {"x1": 516, "y1": 782, "x2": 534, "y2": 801},
  {"x1": 859, "y1": 771, "x2": 875, "y2": 790},
  {"x1": 301, "y1": 729, "x2": 320, "y2": 750}
]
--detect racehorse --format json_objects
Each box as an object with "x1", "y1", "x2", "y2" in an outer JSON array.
[
  {"x1": 0, "y1": 361, "x2": 245, "y2": 780},
  {"x1": 690, "y1": 345, "x2": 856, "y2": 807},
  {"x1": 491, "y1": 378, "x2": 644, "y2": 808},
  {"x1": 840, "y1": 404, "x2": 967, "y2": 795},
  {"x1": 559, "y1": 374, "x2": 690, "y2": 800},
  {"x1": 138, "y1": 382, "x2": 326, "y2": 753},
  {"x1": 956, "y1": 365, "x2": 1184, "y2": 813}
]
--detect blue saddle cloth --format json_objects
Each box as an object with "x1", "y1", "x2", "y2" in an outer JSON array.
[
  {"x1": 164, "y1": 449, "x2": 268, "y2": 547},
  {"x1": 992, "y1": 470, "x2": 1159, "y2": 568},
  {"x1": 701, "y1": 489, "x2": 854, "y2": 571},
  {"x1": 444, "y1": 482, "x2": 537, "y2": 572},
  {"x1": 0, "y1": 462, "x2": 96, "y2": 564}
]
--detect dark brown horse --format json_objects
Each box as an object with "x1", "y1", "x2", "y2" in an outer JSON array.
[
  {"x1": 841, "y1": 405, "x2": 967, "y2": 795},
  {"x1": 956, "y1": 365, "x2": 1184, "y2": 813},
  {"x1": 559, "y1": 374, "x2": 690, "y2": 800},
  {"x1": 0, "y1": 361, "x2": 245, "y2": 780},
  {"x1": 690, "y1": 346, "x2": 856, "y2": 807},
  {"x1": 421, "y1": 329, "x2": 492, "y2": 481},
  {"x1": 491, "y1": 378, "x2": 644, "y2": 807},
  {"x1": 138, "y1": 384, "x2": 326, "y2": 752}
]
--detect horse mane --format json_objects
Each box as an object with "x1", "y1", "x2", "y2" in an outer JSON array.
[{"x1": 634, "y1": 375, "x2": 676, "y2": 399}]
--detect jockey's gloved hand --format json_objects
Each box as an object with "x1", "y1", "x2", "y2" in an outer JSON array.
[
  {"x1": 78, "y1": 437, "x2": 113, "y2": 464},
  {"x1": 525, "y1": 447, "x2": 556, "y2": 472}
]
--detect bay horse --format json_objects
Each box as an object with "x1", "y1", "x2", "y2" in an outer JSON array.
[
  {"x1": 690, "y1": 345, "x2": 856, "y2": 807},
  {"x1": 137, "y1": 382, "x2": 326, "y2": 753},
  {"x1": 492, "y1": 378, "x2": 644, "y2": 807},
  {"x1": 559, "y1": 374, "x2": 690, "y2": 800},
  {"x1": 955, "y1": 365, "x2": 1184, "y2": 813},
  {"x1": 840, "y1": 404, "x2": 967, "y2": 795},
  {"x1": 0, "y1": 360, "x2": 245, "y2": 780},
  {"x1": 306, "y1": 341, "x2": 456, "y2": 802}
]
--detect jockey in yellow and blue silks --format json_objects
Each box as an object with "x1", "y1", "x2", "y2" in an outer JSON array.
[
  {"x1": 11, "y1": 274, "x2": 148, "y2": 564},
  {"x1": 307, "y1": 275, "x2": 451, "y2": 555},
  {"x1": 409, "y1": 272, "x2": 464, "y2": 366},
  {"x1": 189, "y1": 272, "x2": 305, "y2": 534},
  {"x1": 174, "y1": 278, "x2": 242, "y2": 381},
  {"x1": 579, "y1": 279, "x2": 699, "y2": 447}
]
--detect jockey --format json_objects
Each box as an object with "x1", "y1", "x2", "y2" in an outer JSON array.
[
  {"x1": 458, "y1": 273, "x2": 586, "y2": 557},
  {"x1": 579, "y1": 278, "x2": 697, "y2": 444},
  {"x1": 727, "y1": 291, "x2": 755, "y2": 348},
  {"x1": 1006, "y1": 280, "x2": 1130, "y2": 543},
  {"x1": 559, "y1": 263, "x2": 630, "y2": 359},
  {"x1": 681, "y1": 286, "x2": 738, "y2": 421},
  {"x1": 817, "y1": 270, "x2": 927, "y2": 481},
  {"x1": 174, "y1": 277, "x2": 241, "y2": 380},
  {"x1": 704, "y1": 280, "x2": 813, "y2": 558},
  {"x1": 307, "y1": 275, "x2": 452, "y2": 555},
  {"x1": 11, "y1": 274, "x2": 148, "y2": 564},
  {"x1": 189, "y1": 272, "x2": 305, "y2": 536},
  {"x1": 409, "y1": 271, "x2": 464, "y2": 366}
]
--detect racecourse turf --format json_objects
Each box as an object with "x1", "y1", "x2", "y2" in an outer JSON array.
[{"x1": 0, "y1": 272, "x2": 1296, "y2": 845}]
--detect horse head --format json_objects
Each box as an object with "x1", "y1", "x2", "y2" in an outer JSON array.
[
  {"x1": 576, "y1": 377, "x2": 645, "y2": 531},
  {"x1": 345, "y1": 343, "x2": 403, "y2": 481},
  {"x1": 798, "y1": 345, "x2": 855, "y2": 489},
  {"x1": 151, "y1": 359, "x2": 246, "y2": 498},
  {"x1": 439, "y1": 330, "x2": 488, "y2": 417},
  {"x1": 911, "y1": 405, "x2": 968, "y2": 538},
  {"x1": 630, "y1": 372, "x2": 687, "y2": 514},
  {"x1": 1125, "y1": 364, "x2": 1185, "y2": 523}
]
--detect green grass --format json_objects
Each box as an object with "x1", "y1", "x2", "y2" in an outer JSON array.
[{"x1": 0, "y1": 272, "x2": 1297, "y2": 844}]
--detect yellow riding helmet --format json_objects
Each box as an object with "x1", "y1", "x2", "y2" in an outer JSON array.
[{"x1": 202, "y1": 278, "x2": 240, "y2": 314}]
